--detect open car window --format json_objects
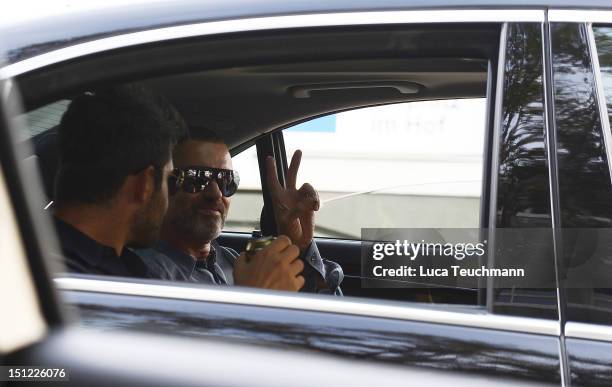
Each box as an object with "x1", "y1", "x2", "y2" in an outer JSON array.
[
  {"x1": 283, "y1": 99, "x2": 486, "y2": 239},
  {"x1": 19, "y1": 22, "x2": 495, "y2": 305}
]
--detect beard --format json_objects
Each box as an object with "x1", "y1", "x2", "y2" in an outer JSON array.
[
  {"x1": 129, "y1": 189, "x2": 167, "y2": 249},
  {"x1": 166, "y1": 194, "x2": 226, "y2": 244}
]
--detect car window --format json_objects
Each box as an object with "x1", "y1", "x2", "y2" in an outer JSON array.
[
  {"x1": 225, "y1": 146, "x2": 262, "y2": 233},
  {"x1": 282, "y1": 99, "x2": 486, "y2": 239},
  {"x1": 595, "y1": 26, "x2": 612, "y2": 132},
  {"x1": 19, "y1": 100, "x2": 69, "y2": 141},
  {"x1": 559, "y1": 24, "x2": 612, "y2": 325},
  {"x1": 12, "y1": 19, "x2": 555, "y2": 317}
]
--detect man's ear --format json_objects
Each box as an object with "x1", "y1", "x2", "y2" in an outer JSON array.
[{"x1": 128, "y1": 166, "x2": 156, "y2": 204}]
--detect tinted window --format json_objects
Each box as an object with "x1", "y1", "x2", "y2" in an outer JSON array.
[
  {"x1": 492, "y1": 23, "x2": 557, "y2": 319},
  {"x1": 594, "y1": 26, "x2": 612, "y2": 136},
  {"x1": 559, "y1": 24, "x2": 612, "y2": 325},
  {"x1": 496, "y1": 24, "x2": 551, "y2": 229}
]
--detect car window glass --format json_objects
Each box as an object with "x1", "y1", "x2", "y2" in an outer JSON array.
[
  {"x1": 490, "y1": 23, "x2": 557, "y2": 319},
  {"x1": 19, "y1": 100, "x2": 69, "y2": 141},
  {"x1": 560, "y1": 25, "x2": 612, "y2": 325},
  {"x1": 595, "y1": 26, "x2": 612, "y2": 131},
  {"x1": 282, "y1": 99, "x2": 486, "y2": 239},
  {"x1": 225, "y1": 145, "x2": 262, "y2": 233},
  {"x1": 13, "y1": 21, "x2": 568, "y2": 335}
]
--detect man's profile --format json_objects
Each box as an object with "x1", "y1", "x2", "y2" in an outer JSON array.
[{"x1": 53, "y1": 85, "x2": 185, "y2": 277}]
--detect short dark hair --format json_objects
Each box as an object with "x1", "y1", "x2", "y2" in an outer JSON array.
[
  {"x1": 180, "y1": 126, "x2": 225, "y2": 144},
  {"x1": 55, "y1": 85, "x2": 186, "y2": 206},
  {"x1": 173, "y1": 126, "x2": 226, "y2": 161}
]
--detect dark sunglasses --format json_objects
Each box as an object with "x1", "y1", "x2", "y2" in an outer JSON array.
[{"x1": 168, "y1": 166, "x2": 240, "y2": 197}]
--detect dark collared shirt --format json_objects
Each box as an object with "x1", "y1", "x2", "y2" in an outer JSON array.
[
  {"x1": 139, "y1": 240, "x2": 235, "y2": 284},
  {"x1": 137, "y1": 239, "x2": 343, "y2": 295},
  {"x1": 55, "y1": 217, "x2": 150, "y2": 278}
]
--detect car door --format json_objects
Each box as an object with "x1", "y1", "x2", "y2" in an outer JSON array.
[
  {"x1": 3, "y1": 6, "x2": 568, "y2": 386},
  {"x1": 210, "y1": 13, "x2": 563, "y2": 384},
  {"x1": 1, "y1": 14, "x2": 565, "y2": 387},
  {"x1": 545, "y1": 10, "x2": 612, "y2": 386}
]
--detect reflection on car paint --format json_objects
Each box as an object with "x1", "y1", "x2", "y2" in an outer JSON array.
[
  {"x1": 553, "y1": 23, "x2": 612, "y2": 228},
  {"x1": 498, "y1": 23, "x2": 552, "y2": 228},
  {"x1": 493, "y1": 23, "x2": 557, "y2": 320},
  {"x1": 551, "y1": 22, "x2": 612, "y2": 386},
  {"x1": 64, "y1": 290, "x2": 561, "y2": 384}
]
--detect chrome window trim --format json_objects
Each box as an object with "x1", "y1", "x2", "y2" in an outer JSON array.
[
  {"x1": 586, "y1": 23, "x2": 612, "y2": 185},
  {"x1": 565, "y1": 321, "x2": 612, "y2": 343},
  {"x1": 486, "y1": 22, "x2": 508, "y2": 313},
  {"x1": 542, "y1": 19, "x2": 563, "y2": 327},
  {"x1": 542, "y1": 18, "x2": 569, "y2": 387},
  {"x1": 0, "y1": 9, "x2": 545, "y2": 80},
  {"x1": 549, "y1": 10, "x2": 612, "y2": 23},
  {"x1": 55, "y1": 277, "x2": 560, "y2": 336}
]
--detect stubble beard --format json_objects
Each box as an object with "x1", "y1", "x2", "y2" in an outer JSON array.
[
  {"x1": 170, "y1": 200, "x2": 226, "y2": 244},
  {"x1": 129, "y1": 191, "x2": 166, "y2": 249}
]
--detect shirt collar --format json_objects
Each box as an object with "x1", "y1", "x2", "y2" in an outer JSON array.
[
  {"x1": 54, "y1": 217, "x2": 148, "y2": 277},
  {"x1": 156, "y1": 240, "x2": 217, "y2": 272},
  {"x1": 156, "y1": 239, "x2": 195, "y2": 272}
]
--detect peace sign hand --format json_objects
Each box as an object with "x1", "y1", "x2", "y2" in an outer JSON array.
[{"x1": 266, "y1": 150, "x2": 320, "y2": 251}]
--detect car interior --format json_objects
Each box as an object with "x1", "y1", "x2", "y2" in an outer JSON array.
[{"x1": 15, "y1": 23, "x2": 502, "y2": 308}]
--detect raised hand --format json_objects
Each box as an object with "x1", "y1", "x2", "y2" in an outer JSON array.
[{"x1": 266, "y1": 150, "x2": 320, "y2": 251}]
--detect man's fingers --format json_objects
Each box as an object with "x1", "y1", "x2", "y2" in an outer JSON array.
[
  {"x1": 278, "y1": 244, "x2": 300, "y2": 262},
  {"x1": 268, "y1": 235, "x2": 292, "y2": 252},
  {"x1": 297, "y1": 183, "x2": 320, "y2": 211},
  {"x1": 294, "y1": 275, "x2": 305, "y2": 291},
  {"x1": 236, "y1": 252, "x2": 249, "y2": 264},
  {"x1": 288, "y1": 257, "x2": 305, "y2": 275},
  {"x1": 299, "y1": 211, "x2": 315, "y2": 243},
  {"x1": 286, "y1": 150, "x2": 302, "y2": 190},
  {"x1": 265, "y1": 156, "x2": 283, "y2": 195}
]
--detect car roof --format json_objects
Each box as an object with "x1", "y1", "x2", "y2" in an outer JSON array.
[{"x1": 2, "y1": 0, "x2": 612, "y2": 65}]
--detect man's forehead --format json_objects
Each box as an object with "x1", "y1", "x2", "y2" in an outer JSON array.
[{"x1": 174, "y1": 139, "x2": 232, "y2": 168}]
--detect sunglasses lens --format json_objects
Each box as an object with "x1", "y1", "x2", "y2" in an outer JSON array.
[
  {"x1": 217, "y1": 171, "x2": 239, "y2": 197},
  {"x1": 186, "y1": 176, "x2": 203, "y2": 193},
  {"x1": 224, "y1": 180, "x2": 238, "y2": 197},
  {"x1": 174, "y1": 168, "x2": 238, "y2": 196}
]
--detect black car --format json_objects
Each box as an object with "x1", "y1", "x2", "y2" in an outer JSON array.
[{"x1": 2, "y1": 1, "x2": 612, "y2": 386}]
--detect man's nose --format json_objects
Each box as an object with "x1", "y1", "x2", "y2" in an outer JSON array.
[{"x1": 201, "y1": 179, "x2": 223, "y2": 199}]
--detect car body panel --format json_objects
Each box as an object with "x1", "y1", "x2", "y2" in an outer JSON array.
[
  {"x1": 62, "y1": 288, "x2": 562, "y2": 384},
  {"x1": 2, "y1": 1, "x2": 612, "y2": 66},
  {"x1": 565, "y1": 338, "x2": 612, "y2": 386}
]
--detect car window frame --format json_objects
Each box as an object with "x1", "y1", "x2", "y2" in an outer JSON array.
[
  {"x1": 249, "y1": 98, "x2": 490, "y2": 241},
  {"x1": 0, "y1": 7, "x2": 570, "y2": 341},
  {"x1": 548, "y1": 9, "x2": 612, "y2": 345}
]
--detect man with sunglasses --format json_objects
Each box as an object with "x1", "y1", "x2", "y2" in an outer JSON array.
[{"x1": 138, "y1": 129, "x2": 343, "y2": 294}]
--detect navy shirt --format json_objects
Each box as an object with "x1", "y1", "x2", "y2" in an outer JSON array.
[{"x1": 55, "y1": 217, "x2": 150, "y2": 278}]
